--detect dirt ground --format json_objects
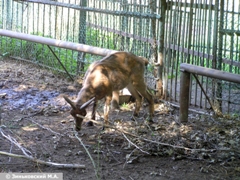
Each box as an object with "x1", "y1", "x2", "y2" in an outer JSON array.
[{"x1": 0, "y1": 59, "x2": 240, "y2": 180}]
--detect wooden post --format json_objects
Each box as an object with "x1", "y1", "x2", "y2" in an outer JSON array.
[
  {"x1": 155, "y1": 0, "x2": 166, "y2": 98},
  {"x1": 179, "y1": 70, "x2": 190, "y2": 123}
]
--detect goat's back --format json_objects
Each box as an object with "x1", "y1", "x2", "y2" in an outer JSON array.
[
  {"x1": 83, "y1": 52, "x2": 148, "y2": 96},
  {"x1": 101, "y1": 52, "x2": 148, "y2": 70}
]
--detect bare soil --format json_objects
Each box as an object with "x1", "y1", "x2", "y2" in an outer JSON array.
[{"x1": 0, "y1": 59, "x2": 240, "y2": 180}]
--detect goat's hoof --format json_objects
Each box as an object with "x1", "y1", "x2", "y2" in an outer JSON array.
[
  {"x1": 75, "y1": 126, "x2": 81, "y2": 131},
  {"x1": 86, "y1": 121, "x2": 94, "y2": 127},
  {"x1": 101, "y1": 126, "x2": 105, "y2": 131},
  {"x1": 146, "y1": 117, "x2": 154, "y2": 124},
  {"x1": 131, "y1": 112, "x2": 139, "y2": 121}
]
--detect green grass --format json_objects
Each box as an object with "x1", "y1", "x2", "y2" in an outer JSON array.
[
  {"x1": 120, "y1": 102, "x2": 131, "y2": 110},
  {"x1": 0, "y1": 28, "x2": 119, "y2": 75}
]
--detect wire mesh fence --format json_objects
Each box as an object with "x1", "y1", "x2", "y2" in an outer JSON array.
[
  {"x1": 187, "y1": 75, "x2": 240, "y2": 116},
  {"x1": 0, "y1": 0, "x2": 159, "y2": 73},
  {"x1": 0, "y1": 0, "x2": 240, "y2": 115},
  {"x1": 163, "y1": 0, "x2": 240, "y2": 114}
]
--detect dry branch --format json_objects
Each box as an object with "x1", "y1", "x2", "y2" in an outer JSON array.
[
  {"x1": 0, "y1": 127, "x2": 85, "y2": 169},
  {"x1": 14, "y1": 110, "x2": 62, "y2": 136},
  {"x1": 121, "y1": 132, "x2": 150, "y2": 155},
  {"x1": 74, "y1": 133, "x2": 99, "y2": 178},
  {"x1": 0, "y1": 151, "x2": 85, "y2": 169}
]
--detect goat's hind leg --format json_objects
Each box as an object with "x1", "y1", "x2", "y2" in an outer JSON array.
[
  {"x1": 126, "y1": 84, "x2": 142, "y2": 119},
  {"x1": 103, "y1": 94, "x2": 112, "y2": 128},
  {"x1": 134, "y1": 82, "x2": 154, "y2": 121}
]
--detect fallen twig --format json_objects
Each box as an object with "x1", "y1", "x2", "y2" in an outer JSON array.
[
  {"x1": 0, "y1": 93, "x2": 7, "y2": 98},
  {"x1": 0, "y1": 127, "x2": 85, "y2": 169},
  {"x1": 29, "y1": 118, "x2": 61, "y2": 136},
  {"x1": 14, "y1": 109, "x2": 44, "y2": 122},
  {"x1": 0, "y1": 151, "x2": 85, "y2": 169},
  {"x1": 121, "y1": 132, "x2": 150, "y2": 155},
  {"x1": 0, "y1": 128, "x2": 32, "y2": 157},
  {"x1": 74, "y1": 132, "x2": 100, "y2": 179},
  {"x1": 13, "y1": 110, "x2": 62, "y2": 136}
]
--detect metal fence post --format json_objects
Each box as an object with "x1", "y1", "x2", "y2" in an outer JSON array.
[
  {"x1": 179, "y1": 70, "x2": 190, "y2": 123},
  {"x1": 77, "y1": 0, "x2": 87, "y2": 73}
]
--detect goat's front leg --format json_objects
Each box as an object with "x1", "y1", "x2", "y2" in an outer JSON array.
[
  {"x1": 111, "y1": 91, "x2": 120, "y2": 109},
  {"x1": 104, "y1": 95, "x2": 112, "y2": 125},
  {"x1": 85, "y1": 101, "x2": 97, "y2": 127},
  {"x1": 91, "y1": 101, "x2": 97, "y2": 120}
]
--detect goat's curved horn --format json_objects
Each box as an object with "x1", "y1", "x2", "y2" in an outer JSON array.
[
  {"x1": 80, "y1": 97, "x2": 95, "y2": 109},
  {"x1": 63, "y1": 95, "x2": 77, "y2": 110}
]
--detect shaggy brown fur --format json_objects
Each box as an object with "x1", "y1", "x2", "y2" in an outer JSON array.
[{"x1": 64, "y1": 52, "x2": 154, "y2": 131}]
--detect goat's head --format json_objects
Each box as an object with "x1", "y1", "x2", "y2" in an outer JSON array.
[{"x1": 63, "y1": 96, "x2": 95, "y2": 131}]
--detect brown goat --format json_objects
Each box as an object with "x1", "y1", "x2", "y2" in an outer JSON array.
[{"x1": 63, "y1": 52, "x2": 154, "y2": 131}]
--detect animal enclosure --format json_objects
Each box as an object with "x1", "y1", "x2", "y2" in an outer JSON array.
[{"x1": 1, "y1": 1, "x2": 240, "y2": 179}]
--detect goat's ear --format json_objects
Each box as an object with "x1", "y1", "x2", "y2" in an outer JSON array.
[
  {"x1": 63, "y1": 95, "x2": 77, "y2": 110},
  {"x1": 80, "y1": 97, "x2": 95, "y2": 110}
]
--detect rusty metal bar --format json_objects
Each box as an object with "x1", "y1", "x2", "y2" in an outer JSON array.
[
  {"x1": 192, "y1": 73, "x2": 214, "y2": 111},
  {"x1": 179, "y1": 63, "x2": 240, "y2": 122},
  {"x1": 47, "y1": 45, "x2": 74, "y2": 81},
  {"x1": 0, "y1": 29, "x2": 117, "y2": 56}
]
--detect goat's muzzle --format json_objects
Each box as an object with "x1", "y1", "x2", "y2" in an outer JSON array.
[{"x1": 70, "y1": 108, "x2": 87, "y2": 131}]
